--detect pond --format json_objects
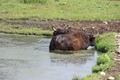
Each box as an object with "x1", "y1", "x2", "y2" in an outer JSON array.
[{"x1": 0, "y1": 33, "x2": 99, "y2": 80}]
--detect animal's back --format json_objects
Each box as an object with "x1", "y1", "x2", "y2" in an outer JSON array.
[{"x1": 50, "y1": 33, "x2": 85, "y2": 51}]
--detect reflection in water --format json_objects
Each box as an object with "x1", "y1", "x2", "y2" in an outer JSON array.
[{"x1": 0, "y1": 33, "x2": 99, "y2": 80}]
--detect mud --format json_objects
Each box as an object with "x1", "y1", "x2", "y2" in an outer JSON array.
[{"x1": 2, "y1": 19, "x2": 120, "y2": 35}]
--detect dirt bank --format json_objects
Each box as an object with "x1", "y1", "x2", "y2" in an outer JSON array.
[{"x1": 2, "y1": 19, "x2": 120, "y2": 35}]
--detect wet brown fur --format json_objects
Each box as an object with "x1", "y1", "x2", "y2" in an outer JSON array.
[{"x1": 49, "y1": 27, "x2": 95, "y2": 51}]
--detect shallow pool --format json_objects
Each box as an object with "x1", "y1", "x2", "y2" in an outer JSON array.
[{"x1": 0, "y1": 33, "x2": 99, "y2": 80}]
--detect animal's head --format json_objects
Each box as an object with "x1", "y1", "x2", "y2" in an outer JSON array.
[
  {"x1": 88, "y1": 34, "x2": 95, "y2": 46},
  {"x1": 52, "y1": 26, "x2": 72, "y2": 36}
]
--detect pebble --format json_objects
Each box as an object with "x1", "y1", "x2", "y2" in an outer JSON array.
[
  {"x1": 114, "y1": 58, "x2": 120, "y2": 61},
  {"x1": 103, "y1": 21, "x2": 108, "y2": 25},
  {"x1": 100, "y1": 71, "x2": 106, "y2": 76},
  {"x1": 115, "y1": 50, "x2": 120, "y2": 54},
  {"x1": 116, "y1": 43, "x2": 120, "y2": 46},
  {"x1": 115, "y1": 34, "x2": 120, "y2": 38},
  {"x1": 108, "y1": 76, "x2": 115, "y2": 80},
  {"x1": 92, "y1": 27, "x2": 95, "y2": 29}
]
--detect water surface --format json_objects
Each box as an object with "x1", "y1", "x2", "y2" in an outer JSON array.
[{"x1": 0, "y1": 33, "x2": 99, "y2": 80}]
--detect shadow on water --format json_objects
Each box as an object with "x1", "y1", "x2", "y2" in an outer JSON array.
[{"x1": 0, "y1": 33, "x2": 99, "y2": 80}]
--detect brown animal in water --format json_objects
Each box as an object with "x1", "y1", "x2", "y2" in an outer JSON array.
[{"x1": 49, "y1": 27, "x2": 95, "y2": 51}]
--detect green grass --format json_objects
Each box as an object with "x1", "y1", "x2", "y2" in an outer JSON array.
[
  {"x1": 95, "y1": 32, "x2": 117, "y2": 53},
  {"x1": 92, "y1": 33, "x2": 116, "y2": 73},
  {"x1": 97, "y1": 54, "x2": 111, "y2": 65},
  {"x1": 0, "y1": 23, "x2": 53, "y2": 36},
  {"x1": 92, "y1": 54, "x2": 114, "y2": 73},
  {"x1": 0, "y1": 0, "x2": 120, "y2": 21},
  {"x1": 73, "y1": 73, "x2": 100, "y2": 80},
  {"x1": 91, "y1": 32, "x2": 116, "y2": 77},
  {"x1": 22, "y1": 0, "x2": 48, "y2": 4}
]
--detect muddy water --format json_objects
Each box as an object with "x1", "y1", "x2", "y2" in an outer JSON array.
[{"x1": 0, "y1": 33, "x2": 99, "y2": 80}]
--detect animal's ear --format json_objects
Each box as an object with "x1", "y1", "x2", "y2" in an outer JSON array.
[{"x1": 52, "y1": 26, "x2": 57, "y2": 31}]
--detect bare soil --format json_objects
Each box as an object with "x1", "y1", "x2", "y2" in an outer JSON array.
[{"x1": 2, "y1": 19, "x2": 120, "y2": 35}]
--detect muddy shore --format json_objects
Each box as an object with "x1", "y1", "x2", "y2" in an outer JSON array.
[{"x1": 1, "y1": 19, "x2": 120, "y2": 35}]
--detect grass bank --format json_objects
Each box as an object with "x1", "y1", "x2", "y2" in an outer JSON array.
[
  {"x1": 92, "y1": 33, "x2": 117, "y2": 74},
  {"x1": 0, "y1": 0, "x2": 120, "y2": 21},
  {"x1": 0, "y1": 23, "x2": 53, "y2": 36},
  {"x1": 73, "y1": 32, "x2": 117, "y2": 80}
]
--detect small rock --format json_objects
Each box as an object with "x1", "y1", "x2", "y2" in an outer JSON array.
[
  {"x1": 115, "y1": 34, "x2": 120, "y2": 38},
  {"x1": 108, "y1": 76, "x2": 115, "y2": 80},
  {"x1": 114, "y1": 58, "x2": 120, "y2": 61},
  {"x1": 116, "y1": 43, "x2": 120, "y2": 46},
  {"x1": 115, "y1": 50, "x2": 120, "y2": 54},
  {"x1": 100, "y1": 71, "x2": 106, "y2": 76},
  {"x1": 103, "y1": 21, "x2": 108, "y2": 25},
  {"x1": 92, "y1": 27, "x2": 95, "y2": 29}
]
